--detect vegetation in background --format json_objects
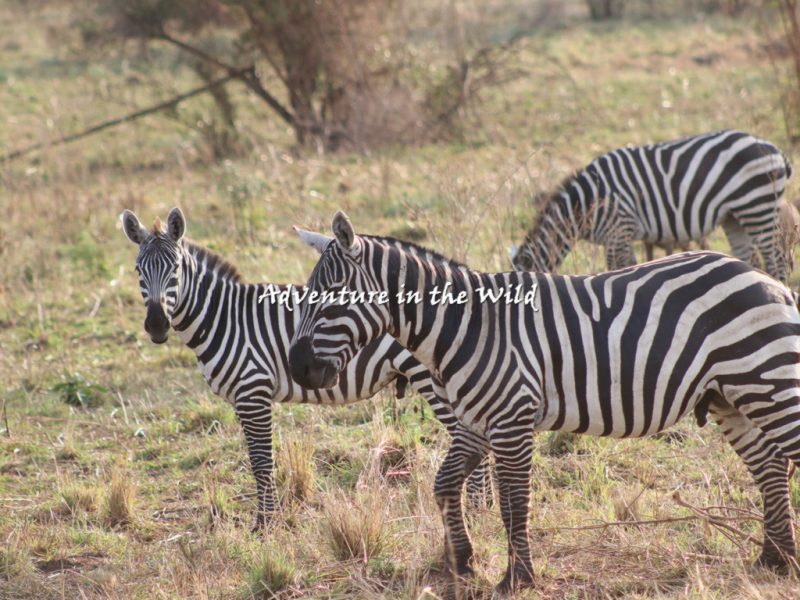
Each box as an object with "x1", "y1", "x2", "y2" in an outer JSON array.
[{"x1": 81, "y1": 0, "x2": 507, "y2": 153}]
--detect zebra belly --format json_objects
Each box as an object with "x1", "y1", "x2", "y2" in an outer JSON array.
[{"x1": 534, "y1": 389, "x2": 705, "y2": 438}]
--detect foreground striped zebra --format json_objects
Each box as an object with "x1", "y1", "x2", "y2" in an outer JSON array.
[
  {"x1": 120, "y1": 208, "x2": 489, "y2": 528},
  {"x1": 290, "y1": 211, "x2": 800, "y2": 593},
  {"x1": 511, "y1": 130, "x2": 792, "y2": 282}
]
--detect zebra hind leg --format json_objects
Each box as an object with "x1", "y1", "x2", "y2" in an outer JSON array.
[
  {"x1": 708, "y1": 400, "x2": 797, "y2": 571},
  {"x1": 464, "y1": 455, "x2": 494, "y2": 510}
]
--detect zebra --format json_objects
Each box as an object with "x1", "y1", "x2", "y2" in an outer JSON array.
[
  {"x1": 289, "y1": 211, "x2": 800, "y2": 593},
  {"x1": 643, "y1": 237, "x2": 707, "y2": 262},
  {"x1": 120, "y1": 207, "x2": 490, "y2": 529},
  {"x1": 510, "y1": 130, "x2": 792, "y2": 282}
]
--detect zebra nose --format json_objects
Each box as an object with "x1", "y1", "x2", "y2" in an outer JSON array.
[{"x1": 144, "y1": 302, "x2": 170, "y2": 343}]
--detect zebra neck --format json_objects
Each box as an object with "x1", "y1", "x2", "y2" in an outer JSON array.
[
  {"x1": 170, "y1": 248, "x2": 240, "y2": 352},
  {"x1": 524, "y1": 169, "x2": 599, "y2": 270},
  {"x1": 386, "y1": 252, "x2": 486, "y2": 378}
]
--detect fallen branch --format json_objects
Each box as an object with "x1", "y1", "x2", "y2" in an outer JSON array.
[
  {"x1": 528, "y1": 496, "x2": 763, "y2": 539},
  {"x1": 672, "y1": 491, "x2": 761, "y2": 548},
  {"x1": 1, "y1": 66, "x2": 251, "y2": 163}
]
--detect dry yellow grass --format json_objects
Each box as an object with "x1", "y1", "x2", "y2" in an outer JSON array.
[
  {"x1": 277, "y1": 433, "x2": 317, "y2": 505},
  {"x1": 102, "y1": 470, "x2": 136, "y2": 529}
]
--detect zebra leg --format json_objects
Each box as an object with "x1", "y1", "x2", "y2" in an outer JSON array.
[
  {"x1": 709, "y1": 400, "x2": 796, "y2": 570},
  {"x1": 425, "y1": 389, "x2": 493, "y2": 508},
  {"x1": 721, "y1": 217, "x2": 758, "y2": 267},
  {"x1": 754, "y1": 231, "x2": 790, "y2": 284},
  {"x1": 235, "y1": 399, "x2": 276, "y2": 531},
  {"x1": 434, "y1": 428, "x2": 488, "y2": 579},
  {"x1": 644, "y1": 242, "x2": 654, "y2": 262},
  {"x1": 491, "y1": 427, "x2": 536, "y2": 593},
  {"x1": 605, "y1": 236, "x2": 636, "y2": 270},
  {"x1": 464, "y1": 456, "x2": 493, "y2": 509}
]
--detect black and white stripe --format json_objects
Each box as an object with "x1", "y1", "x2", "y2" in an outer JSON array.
[
  {"x1": 511, "y1": 130, "x2": 792, "y2": 281},
  {"x1": 290, "y1": 212, "x2": 800, "y2": 592},
  {"x1": 121, "y1": 208, "x2": 490, "y2": 529}
]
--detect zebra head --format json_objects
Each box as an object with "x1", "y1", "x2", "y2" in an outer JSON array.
[
  {"x1": 121, "y1": 207, "x2": 185, "y2": 344},
  {"x1": 509, "y1": 242, "x2": 535, "y2": 271},
  {"x1": 289, "y1": 212, "x2": 390, "y2": 389}
]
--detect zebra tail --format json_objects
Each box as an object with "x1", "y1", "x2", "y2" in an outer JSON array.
[{"x1": 783, "y1": 153, "x2": 793, "y2": 180}]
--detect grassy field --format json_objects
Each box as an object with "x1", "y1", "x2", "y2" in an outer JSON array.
[{"x1": 3, "y1": 2, "x2": 800, "y2": 598}]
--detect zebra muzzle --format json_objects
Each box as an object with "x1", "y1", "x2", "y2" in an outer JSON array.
[
  {"x1": 144, "y1": 303, "x2": 170, "y2": 344},
  {"x1": 288, "y1": 337, "x2": 340, "y2": 389}
]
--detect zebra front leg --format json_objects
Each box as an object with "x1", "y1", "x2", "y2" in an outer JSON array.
[
  {"x1": 236, "y1": 399, "x2": 277, "y2": 531},
  {"x1": 755, "y1": 232, "x2": 790, "y2": 284},
  {"x1": 721, "y1": 217, "x2": 757, "y2": 266},
  {"x1": 709, "y1": 401, "x2": 797, "y2": 571},
  {"x1": 425, "y1": 387, "x2": 493, "y2": 509},
  {"x1": 434, "y1": 429, "x2": 488, "y2": 580},
  {"x1": 644, "y1": 242, "x2": 655, "y2": 262},
  {"x1": 491, "y1": 426, "x2": 536, "y2": 593}
]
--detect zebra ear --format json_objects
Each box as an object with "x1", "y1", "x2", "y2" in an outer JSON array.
[
  {"x1": 332, "y1": 211, "x2": 355, "y2": 251},
  {"x1": 166, "y1": 207, "x2": 185, "y2": 242},
  {"x1": 293, "y1": 225, "x2": 333, "y2": 255},
  {"x1": 121, "y1": 210, "x2": 148, "y2": 245}
]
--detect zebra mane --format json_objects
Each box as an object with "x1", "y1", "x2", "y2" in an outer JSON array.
[
  {"x1": 364, "y1": 235, "x2": 471, "y2": 272},
  {"x1": 525, "y1": 170, "x2": 581, "y2": 241},
  {"x1": 183, "y1": 239, "x2": 243, "y2": 283}
]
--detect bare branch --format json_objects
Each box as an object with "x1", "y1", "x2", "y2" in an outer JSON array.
[
  {"x1": 1, "y1": 67, "x2": 251, "y2": 163},
  {"x1": 156, "y1": 29, "x2": 295, "y2": 126}
]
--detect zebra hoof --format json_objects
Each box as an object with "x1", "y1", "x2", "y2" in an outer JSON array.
[
  {"x1": 449, "y1": 564, "x2": 474, "y2": 582},
  {"x1": 250, "y1": 520, "x2": 265, "y2": 534},
  {"x1": 755, "y1": 550, "x2": 793, "y2": 574},
  {"x1": 495, "y1": 565, "x2": 535, "y2": 595},
  {"x1": 250, "y1": 512, "x2": 274, "y2": 534},
  {"x1": 444, "y1": 551, "x2": 475, "y2": 581}
]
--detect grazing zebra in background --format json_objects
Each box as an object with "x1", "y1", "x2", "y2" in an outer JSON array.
[
  {"x1": 290, "y1": 211, "x2": 800, "y2": 594},
  {"x1": 510, "y1": 130, "x2": 792, "y2": 282},
  {"x1": 120, "y1": 208, "x2": 490, "y2": 529}
]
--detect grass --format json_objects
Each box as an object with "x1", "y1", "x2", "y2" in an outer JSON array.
[
  {"x1": 323, "y1": 488, "x2": 387, "y2": 563},
  {"x1": 243, "y1": 544, "x2": 298, "y2": 598},
  {"x1": 276, "y1": 433, "x2": 317, "y2": 505},
  {"x1": 3, "y1": 0, "x2": 800, "y2": 598},
  {"x1": 101, "y1": 470, "x2": 136, "y2": 529}
]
